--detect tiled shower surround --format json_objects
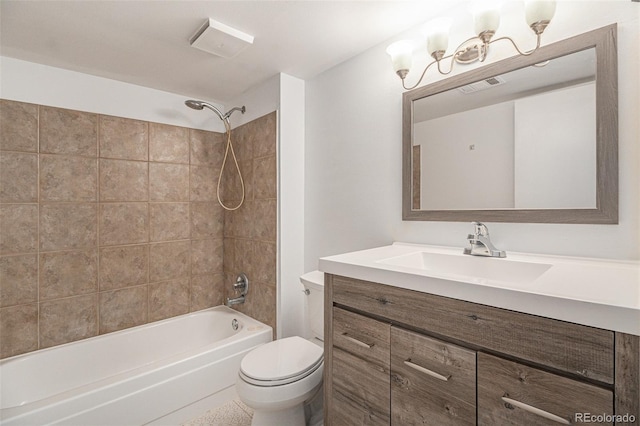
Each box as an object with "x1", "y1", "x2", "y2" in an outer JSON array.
[{"x1": 0, "y1": 99, "x2": 277, "y2": 359}]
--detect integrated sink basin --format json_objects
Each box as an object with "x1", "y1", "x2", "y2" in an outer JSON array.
[
  {"x1": 377, "y1": 251, "x2": 552, "y2": 285},
  {"x1": 318, "y1": 242, "x2": 640, "y2": 335}
]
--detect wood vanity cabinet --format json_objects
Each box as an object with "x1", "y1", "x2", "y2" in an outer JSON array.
[{"x1": 324, "y1": 274, "x2": 640, "y2": 426}]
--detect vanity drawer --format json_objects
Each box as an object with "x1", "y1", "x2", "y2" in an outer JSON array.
[
  {"x1": 331, "y1": 307, "x2": 391, "y2": 425},
  {"x1": 333, "y1": 307, "x2": 390, "y2": 368},
  {"x1": 331, "y1": 275, "x2": 614, "y2": 384},
  {"x1": 332, "y1": 348, "x2": 391, "y2": 426},
  {"x1": 477, "y1": 352, "x2": 613, "y2": 425},
  {"x1": 391, "y1": 326, "x2": 476, "y2": 425}
]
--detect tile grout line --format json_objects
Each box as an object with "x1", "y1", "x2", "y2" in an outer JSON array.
[{"x1": 36, "y1": 104, "x2": 41, "y2": 351}]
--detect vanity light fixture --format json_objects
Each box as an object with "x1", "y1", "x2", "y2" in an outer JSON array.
[{"x1": 387, "y1": 0, "x2": 556, "y2": 90}]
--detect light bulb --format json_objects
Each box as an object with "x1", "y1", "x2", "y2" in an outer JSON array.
[
  {"x1": 470, "y1": 0, "x2": 502, "y2": 36},
  {"x1": 421, "y1": 17, "x2": 452, "y2": 59},
  {"x1": 525, "y1": 0, "x2": 556, "y2": 26},
  {"x1": 386, "y1": 40, "x2": 414, "y2": 78}
]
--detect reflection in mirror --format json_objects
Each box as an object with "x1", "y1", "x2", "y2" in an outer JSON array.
[
  {"x1": 402, "y1": 24, "x2": 618, "y2": 224},
  {"x1": 413, "y1": 49, "x2": 596, "y2": 211}
]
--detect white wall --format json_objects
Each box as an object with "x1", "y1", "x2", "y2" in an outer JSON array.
[
  {"x1": 0, "y1": 56, "x2": 226, "y2": 132},
  {"x1": 276, "y1": 74, "x2": 306, "y2": 339},
  {"x1": 305, "y1": 0, "x2": 640, "y2": 269}
]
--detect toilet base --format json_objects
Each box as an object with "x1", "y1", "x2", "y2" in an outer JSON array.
[{"x1": 251, "y1": 404, "x2": 305, "y2": 426}]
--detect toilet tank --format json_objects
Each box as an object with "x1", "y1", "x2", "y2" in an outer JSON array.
[{"x1": 300, "y1": 271, "x2": 324, "y2": 340}]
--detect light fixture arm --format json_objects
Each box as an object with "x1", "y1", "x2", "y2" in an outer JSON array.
[{"x1": 400, "y1": 31, "x2": 544, "y2": 91}]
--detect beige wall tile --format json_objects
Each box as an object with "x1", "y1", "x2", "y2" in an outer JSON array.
[
  {"x1": 231, "y1": 122, "x2": 254, "y2": 163},
  {"x1": 149, "y1": 278, "x2": 189, "y2": 321},
  {"x1": 40, "y1": 155, "x2": 97, "y2": 202},
  {"x1": 0, "y1": 100, "x2": 38, "y2": 152},
  {"x1": 223, "y1": 238, "x2": 236, "y2": 274},
  {"x1": 40, "y1": 294, "x2": 98, "y2": 348},
  {"x1": 0, "y1": 204, "x2": 38, "y2": 255},
  {"x1": 233, "y1": 238, "x2": 255, "y2": 279},
  {"x1": 149, "y1": 163, "x2": 189, "y2": 201},
  {"x1": 39, "y1": 250, "x2": 98, "y2": 300},
  {"x1": 221, "y1": 160, "x2": 252, "y2": 204},
  {"x1": 40, "y1": 106, "x2": 97, "y2": 156},
  {"x1": 0, "y1": 254, "x2": 38, "y2": 308},
  {"x1": 99, "y1": 159, "x2": 148, "y2": 201},
  {"x1": 99, "y1": 244, "x2": 149, "y2": 291},
  {"x1": 190, "y1": 129, "x2": 224, "y2": 167},
  {"x1": 0, "y1": 303, "x2": 38, "y2": 358},
  {"x1": 223, "y1": 201, "x2": 252, "y2": 239},
  {"x1": 252, "y1": 112, "x2": 277, "y2": 158},
  {"x1": 251, "y1": 241, "x2": 276, "y2": 286},
  {"x1": 99, "y1": 285, "x2": 147, "y2": 334},
  {"x1": 191, "y1": 202, "x2": 223, "y2": 239},
  {"x1": 190, "y1": 165, "x2": 218, "y2": 201},
  {"x1": 252, "y1": 199, "x2": 277, "y2": 242},
  {"x1": 191, "y1": 238, "x2": 223, "y2": 275},
  {"x1": 149, "y1": 241, "x2": 190, "y2": 282},
  {"x1": 251, "y1": 282, "x2": 276, "y2": 336},
  {"x1": 149, "y1": 123, "x2": 189, "y2": 164},
  {"x1": 0, "y1": 103, "x2": 278, "y2": 357},
  {"x1": 99, "y1": 115, "x2": 148, "y2": 160},
  {"x1": 253, "y1": 155, "x2": 276, "y2": 200},
  {"x1": 149, "y1": 202, "x2": 190, "y2": 242},
  {"x1": 99, "y1": 202, "x2": 148, "y2": 246},
  {"x1": 191, "y1": 273, "x2": 224, "y2": 311},
  {"x1": 0, "y1": 152, "x2": 38, "y2": 202},
  {"x1": 40, "y1": 203, "x2": 97, "y2": 251}
]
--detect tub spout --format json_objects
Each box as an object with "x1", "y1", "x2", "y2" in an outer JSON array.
[{"x1": 226, "y1": 295, "x2": 245, "y2": 306}]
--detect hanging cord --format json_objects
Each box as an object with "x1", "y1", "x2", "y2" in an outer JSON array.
[{"x1": 216, "y1": 119, "x2": 245, "y2": 211}]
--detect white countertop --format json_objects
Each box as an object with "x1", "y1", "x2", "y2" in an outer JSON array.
[{"x1": 319, "y1": 242, "x2": 640, "y2": 336}]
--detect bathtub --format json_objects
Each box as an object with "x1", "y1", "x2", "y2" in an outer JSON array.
[{"x1": 0, "y1": 306, "x2": 272, "y2": 425}]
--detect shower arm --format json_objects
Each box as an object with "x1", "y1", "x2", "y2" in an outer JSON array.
[{"x1": 223, "y1": 106, "x2": 246, "y2": 120}]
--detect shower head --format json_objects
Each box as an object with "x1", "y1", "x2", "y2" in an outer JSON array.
[
  {"x1": 185, "y1": 99, "x2": 205, "y2": 110},
  {"x1": 184, "y1": 99, "x2": 246, "y2": 123}
]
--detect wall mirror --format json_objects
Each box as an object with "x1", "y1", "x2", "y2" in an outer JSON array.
[{"x1": 402, "y1": 24, "x2": 618, "y2": 223}]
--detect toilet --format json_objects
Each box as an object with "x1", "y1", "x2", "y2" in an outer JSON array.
[{"x1": 236, "y1": 270, "x2": 325, "y2": 426}]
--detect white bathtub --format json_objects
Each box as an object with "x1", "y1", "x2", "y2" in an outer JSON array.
[{"x1": 0, "y1": 306, "x2": 272, "y2": 425}]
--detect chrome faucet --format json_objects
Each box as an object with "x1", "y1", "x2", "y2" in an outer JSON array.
[
  {"x1": 226, "y1": 273, "x2": 249, "y2": 306},
  {"x1": 463, "y1": 222, "x2": 506, "y2": 258}
]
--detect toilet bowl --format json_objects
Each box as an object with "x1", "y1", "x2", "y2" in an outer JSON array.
[{"x1": 236, "y1": 271, "x2": 324, "y2": 426}]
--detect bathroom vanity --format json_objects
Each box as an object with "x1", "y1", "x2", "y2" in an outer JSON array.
[{"x1": 320, "y1": 243, "x2": 639, "y2": 425}]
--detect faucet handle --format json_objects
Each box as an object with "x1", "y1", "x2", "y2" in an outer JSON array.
[{"x1": 471, "y1": 221, "x2": 489, "y2": 237}]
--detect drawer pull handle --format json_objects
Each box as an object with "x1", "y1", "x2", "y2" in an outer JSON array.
[
  {"x1": 341, "y1": 333, "x2": 373, "y2": 349},
  {"x1": 404, "y1": 359, "x2": 450, "y2": 382},
  {"x1": 501, "y1": 397, "x2": 570, "y2": 425}
]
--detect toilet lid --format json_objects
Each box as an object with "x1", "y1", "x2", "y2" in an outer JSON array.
[{"x1": 240, "y1": 336, "x2": 323, "y2": 385}]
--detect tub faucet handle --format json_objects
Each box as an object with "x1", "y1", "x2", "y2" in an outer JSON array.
[
  {"x1": 227, "y1": 273, "x2": 248, "y2": 307},
  {"x1": 233, "y1": 273, "x2": 249, "y2": 293}
]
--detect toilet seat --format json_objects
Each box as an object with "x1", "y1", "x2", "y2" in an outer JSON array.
[{"x1": 240, "y1": 336, "x2": 324, "y2": 387}]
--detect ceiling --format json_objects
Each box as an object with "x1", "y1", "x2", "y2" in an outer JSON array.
[{"x1": 0, "y1": 0, "x2": 463, "y2": 104}]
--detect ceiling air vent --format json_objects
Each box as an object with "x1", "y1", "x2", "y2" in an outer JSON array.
[
  {"x1": 458, "y1": 75, "x2": 506, "y2": 94},
  {"x1": 190, "y1": 18, "x2": 254, "y2": 58}
]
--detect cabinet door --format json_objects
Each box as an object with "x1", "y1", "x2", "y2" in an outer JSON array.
[
  {"x1": 478, "y1": 352, "x2": 614, "y2": 425},
  {"x1": 332, "y1": 307, "x2": 391, "y2": 425},
  {"x1": 390, "y1": 327, "x2": 476, "y2": 425}
]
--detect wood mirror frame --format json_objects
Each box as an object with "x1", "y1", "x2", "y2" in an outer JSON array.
[{"x1": 402, "y1": 24, "x2": 618, "y2": 224}]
